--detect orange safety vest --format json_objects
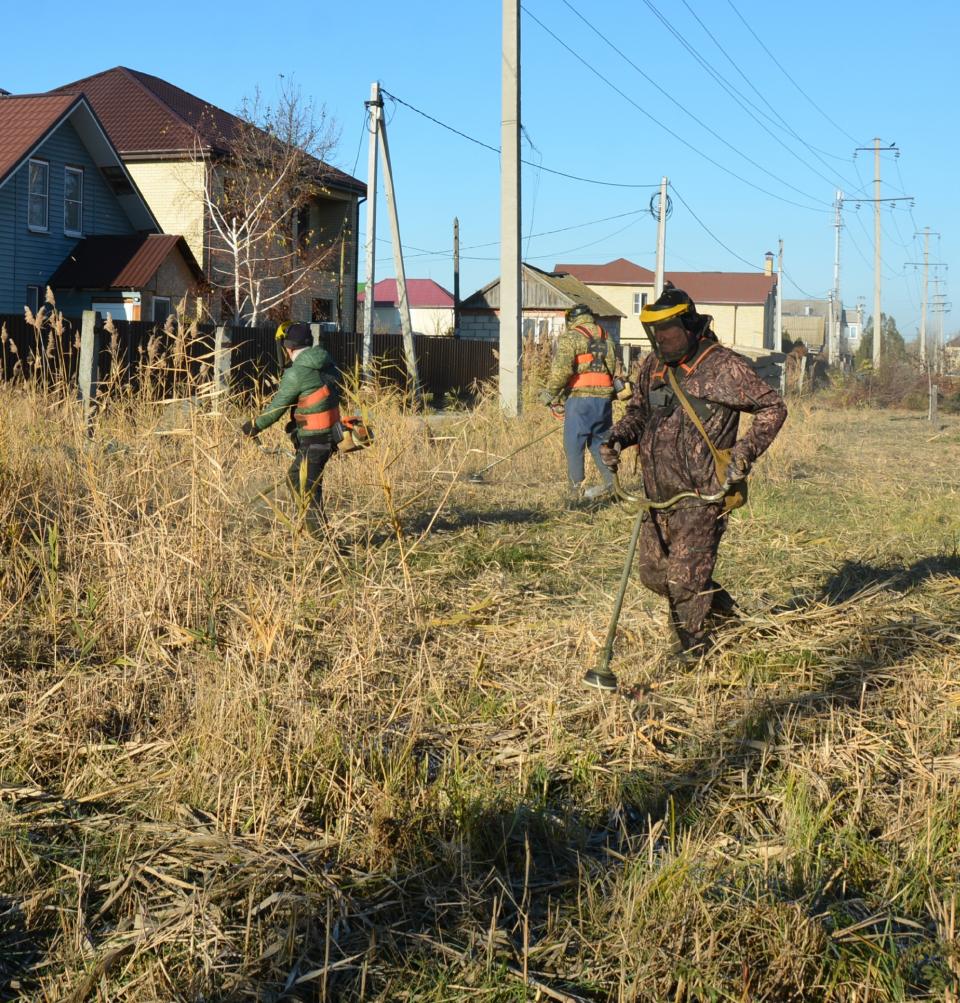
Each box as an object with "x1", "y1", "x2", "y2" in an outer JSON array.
[
  {"x1": 295, "y1": 385, "x2": 341, "y2": 432},
  {"x1": 567, "y1": 326, "x2": 614, "y2": 390}
]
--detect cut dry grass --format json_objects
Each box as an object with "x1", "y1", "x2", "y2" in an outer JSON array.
[{"x1": 0, "y1": 377, "x2": 959, "y2": 1002}]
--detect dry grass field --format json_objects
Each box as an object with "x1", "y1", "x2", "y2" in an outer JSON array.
[{"x1": 1, "y1": 371, "x2": 959, "y2": 1001}]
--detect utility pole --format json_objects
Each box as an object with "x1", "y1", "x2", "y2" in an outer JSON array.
[
  {"x1": 453, "y1": 217, "x2": 460, "y2": 335},
  {"x1": 654, "y1": 175, "x2": 668, "y2": 297},
  {"x1": 872, "y1": 137, "x2": 882, "y2": 368},
  {"x1": 376, "y1": 103, "x2": 421, "y2": 402},
  {"x1": 907, "y1": 229, "x2": 942, "y2": 368},
  {"x1": 832, "y1": 190, "x2": 842, "y2": 363},
  {"x1": 499, "y1": 0, "x2": 522, "y2": 415},
  {"x1": 853, "y1": 140, "x2": 911, "y2": 368},
  {"x1": 775, "y1": 238, "x2": 783, "y2": 353},
  {"x1": 362, "y1": 82, "x2": 380, "y2": 379}
]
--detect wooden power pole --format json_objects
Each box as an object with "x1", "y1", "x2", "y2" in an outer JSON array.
[
  {"x1": 362, "y1": 83, "x2": 380, "y2": 379},
  {"x1": 499, "y1": 0, "x2": 522, "y2": 415}
]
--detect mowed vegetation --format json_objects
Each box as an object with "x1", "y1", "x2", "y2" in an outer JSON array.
[{"x1": 1, "y1": 370, "x2": 959, "y2": 1001}]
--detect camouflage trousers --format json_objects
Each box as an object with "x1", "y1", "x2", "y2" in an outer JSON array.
[{"x1": 636, "y1": 504, "x2": 726, "y2": 643}]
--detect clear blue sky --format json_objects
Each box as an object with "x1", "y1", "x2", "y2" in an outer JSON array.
[{"x1": 6, "y1": 0, "x2": 957, "y2": 338}]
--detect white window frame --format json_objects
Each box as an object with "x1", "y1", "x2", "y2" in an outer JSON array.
[
  {"x1": 632, "y1": 292, "x2": 648, "y2": 314},
  {"x1": 152, "y1": 296, "x2": 172, "y2": 323},
  {"x1": 27, "y1": 159, "x2": 49, "y2": 233},
  {"x1": 64, "y1": 166, "x2": 83, "y2": 237}
]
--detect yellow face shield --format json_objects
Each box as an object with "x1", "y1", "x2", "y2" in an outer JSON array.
[{"x1": 275, "y1": 321, "x2": 292, "y2": 342}]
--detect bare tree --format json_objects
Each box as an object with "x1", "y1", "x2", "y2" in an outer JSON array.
[{"x1": 200, "y1": 83, "x2": 342, "y2": 325}]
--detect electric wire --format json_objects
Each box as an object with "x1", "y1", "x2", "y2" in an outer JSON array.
[
  {"x1": 556, "y1": 0, "x2": 838, "y2": 202},
  {"x1": 725, "y1": 0, "x2": 861, "y2": 146},
  {"x1": 521, "y1": 5, "x2": 829, "y2": 213},
  {"x1": 380, "y1": 89, "x2": 660, "y2": 189},
  {"x1": 676, "y1": 0, "x2": 860, "y2": 179},
  {"x1": 667, "y1": 182, "x2": 762, "y2": 270},
  {"x1": 631, "y1": 0, "x2": 845, "y2": 194}
]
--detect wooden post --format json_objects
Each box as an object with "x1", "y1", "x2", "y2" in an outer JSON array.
[
  {"x1": 213, "y1": 325, "x2": 232, "y2": 403},
  {"x1": 78, "y1": 310, "x2": 102, "y2": 431},
  {"x1": 310, "y1": 322, "x2": 322, "y2": 347}
]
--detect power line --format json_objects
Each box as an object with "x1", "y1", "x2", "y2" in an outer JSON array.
[
  {"x1": 725, "y1": 0, "x2": 861, "y2": 145},
  {"x1": 521, "y1": 5, "x2": 830, "y2": 213},
  {"x1": 380, "y1": 88, "x2": 660, "y2": 189},
  {"x1": 631, "y1": 0, "x2": 846, "y2": 194},
  {"x1": 668, "y1": 182, "x2": 761, "y2": 270},
  {"x1": 557, "y1": 0, "x2": 838, "y2": 202},
  {"x1": 675, "y1": 0, "x2": 860, "y2": 186},
  {"x1": 377, "y1": 207, "x2": 653, "y2": 259}
]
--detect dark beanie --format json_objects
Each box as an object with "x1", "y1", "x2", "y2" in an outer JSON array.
[{"x1": 282, "y1": 323, "x2": 313, "y2": 349}]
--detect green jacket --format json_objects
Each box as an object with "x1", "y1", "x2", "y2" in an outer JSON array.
[
  {"x1": 253, "y1": 345, "x2": 341, "y2": 441},
  {"x1": 545, "y1": 318, "x2": 616, "y2": 400}
]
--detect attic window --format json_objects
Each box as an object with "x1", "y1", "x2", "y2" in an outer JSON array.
[
  {"x1": 100, "y1": 166, "x2": 134, "y2": 197},
  {"x1": 27, "y1": 159, "x2": 48, "y2": 232}
]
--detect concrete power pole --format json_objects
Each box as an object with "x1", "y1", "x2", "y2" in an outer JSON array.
[
  {"x1": 362, "y1": 82, "x2": 381, "y2": 379},
  {"x1": 776, "y1": 238, "x2": 783, "y2": 353},
  {"x1": 453, "y1": 217, "x2": 460, "y2": 335},
  {"x1": 919, "y1": 227, "x2": 930, "y2": 365},
  {"x1": 832, "y1": 191, "x2": 842, "y2": 363},
  {"x1": 654, "y1": 176, "x2": 668, "y2": 297},
  {"x1": 499, "y1": 0, "x2": 522, "y2": 415},
  {"x1": 872, "y1": 137, "x2": 882, "y2": 368},
  {"x1": 376, "y1": 105, "x2": 421, "y2": 401}
]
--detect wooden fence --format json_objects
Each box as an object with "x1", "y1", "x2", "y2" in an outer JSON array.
[{"x1": 0, "y1": 314, "x2": 498, "y2": 403}]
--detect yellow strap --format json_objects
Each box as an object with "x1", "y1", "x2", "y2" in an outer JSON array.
[{"x1": 665, "y1": 365, "x2": 724, "y2": 469}]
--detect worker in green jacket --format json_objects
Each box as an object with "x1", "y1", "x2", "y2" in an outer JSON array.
[{"x1": 240, "y1": 323, "x2": 341, "y2": 534}]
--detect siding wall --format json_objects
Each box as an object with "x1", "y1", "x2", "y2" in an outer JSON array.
[
  {"x1": 0, "y1": 120, "x2": 135, "y2": 313},
  {"x1": 125, "y1": 160, "x2": 207, "y2": 270}
]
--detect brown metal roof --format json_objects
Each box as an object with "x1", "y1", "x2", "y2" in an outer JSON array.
[
  {"x1": 555, "y1": 257, "x2": 655, "y2": 285},
  {"x1": 0, "y1": 93, "x2": 81, "y2": 187},
  {"x1": 49, "y1": 67, "x2": 365, "y2": 194},
  {"x1": 663, "y1": 271, "x2": 777, "y2": 305},
  {"x1": 557, "y1": 257, "x2": 776, "y2": 305},
  {"x1": 49, "y1": 234, "x2": 203, "y2": 289}
]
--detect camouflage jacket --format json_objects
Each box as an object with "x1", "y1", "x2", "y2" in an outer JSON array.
[
  {"x1": 611, "y1": 338, "x2": 787, "y2": 504},
  {"x1": 545, "y1": 319, "x2": 616, "y2": 400}
]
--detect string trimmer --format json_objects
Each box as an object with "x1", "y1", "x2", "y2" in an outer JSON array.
[
  {"x1": 463, "y1": 404, "x2": 564, "y2": 483},
  {"x1": 583, "y1": 473, "x2": 726, "y2": 692}
]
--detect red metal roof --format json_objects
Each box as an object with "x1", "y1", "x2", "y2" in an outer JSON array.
[
  {"x1": 663, "y1": 271, "x2": 777, "y2": 305},
  {"x1": 358, "y1": 278, "x2": 454, "y2": 309},
  {"x1": 49, "y1": 234, "x2": 203, "y2": 289},
  {"x1": 556, "y1": 257, "x2": 776, "y2": 305},
  {"x1": 49, "y1": 67, "x2": 365, "y2": 194},
  {"x1": 554, "y1": 257, "x2": 655, "y2": 285},
  {"x1": 0, "y1": 93, "x2": 81, "y2": 187}
]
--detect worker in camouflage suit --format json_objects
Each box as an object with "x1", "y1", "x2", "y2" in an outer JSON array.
[
  {"x1": 540, "y1": 303, "x2": 618, "y2": 506},
  {"x1": 240, "y1": 323, "x2": 341, "y2": 535},
  {"x1": 597, "y1": 286, "x2": 787, "y2": 680}
]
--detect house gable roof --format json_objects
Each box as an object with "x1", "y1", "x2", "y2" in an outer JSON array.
[
  {"x1": 49, "y1": 67, "x2": 365, "y2": 195},
  {"x1": 0, "y1": 92, "x2": 158, "y2": 231},
  {"x1": 462, "y1": 263, "x2": 624, "y2": 317},
  {"x1": 557, "y1": 257, "x2": 776, "y2": 306},
  {"x1": 358, "y1": 278, "x2": 454, "y2": 309},
  {"x1": 49, "y1": 233, "x2": 203, "y2": 289},
  {"x1": 554, "y1": 257, "x2": 655, "y2": 285}
]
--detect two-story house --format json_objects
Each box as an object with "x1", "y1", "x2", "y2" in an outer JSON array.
[
  {"x1": 555, "y1": 256, "x2": 779, "y2": 355},
  {"x1": 50, "y1": 67, "x2": 365, "y2": 329},
  {"x1": 0, "y1": 93, "x2": 201, "y2": 319}
]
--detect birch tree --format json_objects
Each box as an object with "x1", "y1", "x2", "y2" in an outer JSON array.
[{"x1": 201, "y1": 84, "x2": 342, "y2": 325}]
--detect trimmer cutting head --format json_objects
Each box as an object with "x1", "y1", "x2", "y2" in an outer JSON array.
[{"x1": 582, "y1": 666, "x2": 619, "y2": 692}]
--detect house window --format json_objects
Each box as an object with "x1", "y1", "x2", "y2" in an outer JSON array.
[
  {"x1": 27, "y1": 159, "x2": 49, "y2": 232},
  {"x1": 64, "y1": 167, "x2": 83, "y2": 236},
  {"x1": 152, "y1": 297, "x2": 172, "y2": 324},
  {"x1": 26, "y1": 286, "x2": 41, "y2": 315},
  {"x1": 312, "y1": 298, "x2": 333, "y2": 323},
  {"x1": 632, "y1": 292, "x2": 648, "y2": 314}
]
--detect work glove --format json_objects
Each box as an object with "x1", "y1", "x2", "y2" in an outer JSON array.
[
  {"x1": 599, "y1": 437, "x2": 622, "y2": 473},
  {"x1": 240, "y1": 419, "x2": 259, "y2": 439},
  {"x1": 722, "y1": 454, "x2": 750, "y2": 491},
  {"x1": 537, "y1": 389, "x2": 556, "y2": 407}
]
